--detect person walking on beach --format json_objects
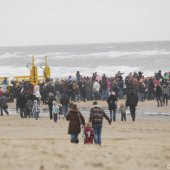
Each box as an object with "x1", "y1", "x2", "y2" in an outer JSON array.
[
  {"x1": 119, "y1": 103, "x2": 126, "y2": 121},
  {"x1": 60, "y1": 93, "x2": 69, "y2": 117},
  {"x1": 107, "y1": 91, "x2": 118, "y2": 121},
  {"x1": 155, "y1": 82, "x2": 163, "y2": 107},
  {"x1": 17, "y1": 92, "x2": 27, "y2": 118},
  {"x1": 32, "y1": 99, "x2": 40, "y2": 120},
  {"x1": 66, "y1": 104, "x2": 85, "y2": 143},
  {"x1": 89, "y1": 101, "x2": 111, "y2": 145},
  {"x1": 48, "y1": 93, "x2": 56, "y2": 119},
  {"x1": 0, "y1": 93, "x2": 9, "y2": 116},
  {"x1": 101, "y1": 74, "x2": 108, "y2": 100},
  {"x1": 52, "y1": 101, "x2": 59, "y2": 123},
  {"x1": 92, "y1": 80, "x2": 100, "y2": 100},
  {"x1": 126, "y1": 89, "x2": 138, "y2": 121},
  {"x1": 83, "y1": 122, "x2": 94, "y2": 144},
  {"x1": 162, "y1": 84, "x2": 169, "y2": 106}
]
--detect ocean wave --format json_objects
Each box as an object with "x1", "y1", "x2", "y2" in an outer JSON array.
[
  {"x1": 1, "y1": 49, "x2": 170, "y2": 61},
  {"x1": 0, "y1": 52, "x2": 22, "y2": 59},
  {"x1": 33, "y1": 50, "x2": 170, "y2": 60},
  {"x1": 0, "y1": 65, "x2": 141, "y2": 79}
]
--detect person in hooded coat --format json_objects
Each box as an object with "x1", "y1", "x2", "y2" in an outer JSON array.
[
  {"x1": 126, "y1": 89, "x2": 138, "y2": 121},
  {"x1": 66, "y1": 104, "x2": 85, "y2": 143},
  {"x1": 107, "y1": 91, "x2": 118, "y2": 121}
]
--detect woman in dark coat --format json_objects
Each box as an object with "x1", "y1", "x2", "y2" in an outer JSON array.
[
  {"x1": 107, "y1": 91, "x2": 118, "y2": 121},
  {"x1": 66, "y1": 104, "x2": 85, "y2": 143},
  {"x1": 126, "y1": 89, "x2": 138, "y2": 121}
]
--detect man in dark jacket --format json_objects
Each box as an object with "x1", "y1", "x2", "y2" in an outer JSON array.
[
  {"x1": 126, "y1": 89, "x2": 138, "y2": 121},
  {"x1": 48, "y1": 93, "x2": 56, "y2": 119},
  {"x1": 89, "y1": 101, "x2": 111, "y2": 145},
  {"x1": 17, "y1": 92, "x2": 27, "y2": 118}
]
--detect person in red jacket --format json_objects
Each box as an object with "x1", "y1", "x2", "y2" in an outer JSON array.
[{"x1": 83, "y1": 122, "x2": 94, "y2": 144}]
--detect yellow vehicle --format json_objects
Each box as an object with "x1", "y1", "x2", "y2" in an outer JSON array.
[{"x1": 0, "y1": 56, "x2": 51, "y2": 85}]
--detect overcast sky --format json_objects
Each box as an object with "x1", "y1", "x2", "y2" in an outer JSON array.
[{"x1": 0, "y1": 0, "x2": 170, "y2": 46}]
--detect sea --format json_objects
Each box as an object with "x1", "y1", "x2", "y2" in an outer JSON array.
[{"x1": 0, "y1": 41, "x2": 170, "y2": 80}]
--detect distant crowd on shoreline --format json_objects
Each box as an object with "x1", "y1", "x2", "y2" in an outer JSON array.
[{"x1": 0, "y1": 70, "x2": 170, "y2": 115}]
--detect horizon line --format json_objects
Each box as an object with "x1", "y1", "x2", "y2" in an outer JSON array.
[{"x1": 0, "y1": 40, "x2": 170, "y2": 48}]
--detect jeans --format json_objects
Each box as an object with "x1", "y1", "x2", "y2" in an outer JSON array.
[
  {"x1": 138, "y1": 92, "x2": 145, "y2": 101},
  {"x1": 110, "y1": 109, "x2": 116, "y2": 121},
  {"x1": 1, "y1": 106, "x2": 9, "y2": 116},
  {"x1": 119, "y1": 88, "x2": 124, "y2": 99},
  {"x1": 70, "y1": 134, "x2": 79, "y2": 143},
  {"x1": 101, "y1": 89, "x2": 108, "y2": 100},
  {"x1": 92, "y1": 123, "x2": 102, "y2": 145}
]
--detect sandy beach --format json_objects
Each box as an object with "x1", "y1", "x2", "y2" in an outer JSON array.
[{"x1": 0, "y1": 100, "x2": 170, "y2": 170}]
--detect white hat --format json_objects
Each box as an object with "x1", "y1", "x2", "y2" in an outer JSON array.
[{"x1": 111, "y1": 92, "x2": 115, "y2": 95}]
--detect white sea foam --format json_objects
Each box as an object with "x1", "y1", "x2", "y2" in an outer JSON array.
[
  {"x1": 41, "y1": 65, "x2": 143, "y2": 78},
  {"x1": 0, "y1": 65, "x2": 168, "y2": 80}
]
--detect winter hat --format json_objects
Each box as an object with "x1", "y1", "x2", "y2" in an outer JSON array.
[{"x1": 111, "y1": 92, "x2": 115, "y2": 95}]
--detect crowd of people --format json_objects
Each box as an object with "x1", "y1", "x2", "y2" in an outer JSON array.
[{"x1": 0, "y1": 70, "x2": 169, "y2": 144}]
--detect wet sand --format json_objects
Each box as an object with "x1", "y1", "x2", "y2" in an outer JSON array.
[{"x1": 0, "y1": 100, "x2": 170, "y2": 170}]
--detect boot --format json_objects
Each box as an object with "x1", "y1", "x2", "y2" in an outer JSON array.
[
  {"x1": 75, "y1": 139, "x2": 79, "y2": 144},
  {"x1": 71, "y1": 138, "x2": 75, "y2": 143}
]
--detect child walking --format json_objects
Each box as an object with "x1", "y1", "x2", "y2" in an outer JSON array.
[
  {"x1": 52, "y1": 101, "x2": 59, "y2": 123},
  {"x1": 83, "y1": 122, "x2": 94, "y2": 144},
  {"x1": 119, "y1": 103, "x2": 126, "y2": 121},
  {"x1": 32, "y1": 99, "x2": 40, "y2": 120}
]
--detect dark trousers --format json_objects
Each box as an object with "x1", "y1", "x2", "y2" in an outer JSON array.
[
  {"x1": 54, "y1": 114, "x2": 58, "y2": 122},
  {"x1": 49, "y1": 106, "x2": 53, "y2": 119},
  {"x1": 121, "y1": 113, "x2": 126, "y2": 121},
  {"x1": 20, "y1": 108, "x2": 26, "y2": 118},
  {"x1": 1, "y1": 107, "x2": 9, "y2": 116},
  {"x1": 130, "y1": 106, "x2": 136, "y2": 121},
  {"x1": 109, "y1": 109, "x2": 116, "y2": 122},
  {"x1": 162, "y1": 94, "x2": 168, "y2": 105},
  {"x1": 156, "y1": 96, "x2": 162, "y2": 106}
]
